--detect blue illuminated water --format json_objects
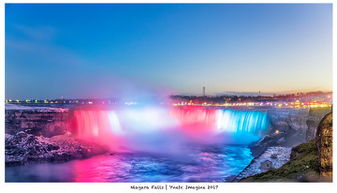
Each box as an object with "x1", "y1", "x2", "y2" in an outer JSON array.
[
  {"x1": 216, "y1": 110, "x2": 269, "y2": 134},
  {"x1": 6, "y1": 109, "x2": 270, "y2": 182},
  {"x1": 6, "y1": 145, "x2": 254, "y2": 182},
  {"x1": 215, "y1": 110, "x2": 270, "y2": 144}
]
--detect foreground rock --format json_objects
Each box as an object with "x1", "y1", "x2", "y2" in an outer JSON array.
[
  {"x1": 234, "y1": 146, "x2": 292, "y2": 181},
  {"x1": 316, "y1": 112, "x2": 332, "y2": 179},
  {"x1": 5, "y1": 131, "x2": 108, "y2": 166},
  {"x1": 239, "y1": 111, "x2": 332, "y2": 182},
  {"x1": 249, "y1": 108, "x2": 331, "y2": 158},
  {"x1": 239, "y1": 140, "x2": 321, "y2": 182}
]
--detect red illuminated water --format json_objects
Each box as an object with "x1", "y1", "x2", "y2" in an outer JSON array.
[
  {"x1": 70, "y1": 106, "x2": 269, "y2": 151},
  {"x1": 170, "y1": 106, "x2": 217, "y2": 138},
  {"x1": 5, "y1": 106, "x2": 269, "y2": 182},
  {"x1": 6, "y1": 145, "x2": 254, "y2": 182},
  {"x1": 71, "y1": 110, "x2": 125, "y2": 150}
]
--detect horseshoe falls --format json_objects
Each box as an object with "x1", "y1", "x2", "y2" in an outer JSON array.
[
  {"x1": 6, "y1": 106, "x2": 271, "y2": 182},
  {"x1": 215, "y1": 109, "x2": 270, "y2": 144}
]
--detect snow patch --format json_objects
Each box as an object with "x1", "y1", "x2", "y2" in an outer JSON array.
[
  {"x1": 234, "y1": 146, "x2": 292, "y2": 181},
  {"x1": 5, "y1": 104, "x2": 68, "y2": 112}
]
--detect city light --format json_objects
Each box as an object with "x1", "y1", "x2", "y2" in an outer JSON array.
[{"x1": 172, "y1": 100, "x2": 332, "y2": 109}]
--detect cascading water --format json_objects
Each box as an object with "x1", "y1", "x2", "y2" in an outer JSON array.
[
  {"x1": 215, "y1": 109, "x2": 270, "y2": 144},
  {"x1": 71, "y1": 106, "x2": 181, "y2": 153},
  {"x1": 170, "y1": 107, "x2": 270, "y2": 144},
  {"x1": 170, "y1": 107, "x2": 217, "y2": 136},
  {"x1": 71, "y1": 110, "x2": 125, "y2": 150},
  {"x1": 71, "y1": 107, "x2": 271, "y2": 151},
  {"x1": 6, "y1": 107, "x2": 270, "y2": 182},
  {"x1": 216, "y1": 110, "x2": 269, "y2": 134}
]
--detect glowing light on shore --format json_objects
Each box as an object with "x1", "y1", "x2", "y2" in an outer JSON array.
[{"x1": 172, "y1": 100, "x2": 331, "y2": 109}]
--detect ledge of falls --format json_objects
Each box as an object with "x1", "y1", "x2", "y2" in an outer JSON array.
[{"x1": 5, "y1": 104, "x2": 330, "y2": 168}]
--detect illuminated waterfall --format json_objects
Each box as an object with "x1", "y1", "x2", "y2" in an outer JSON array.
[
  {"x1": 71, "y1": 107, "x2": 270, "y2": 149},
  {"x1": 216, "y1": 110, "x2": 269, "y2": 134},
  {"x1": 71, "y1": 110, "x2": 125, "y2": 150},
  {"x1": 73, "y1": 110, "x2": 123, "y2": 138},
  {"x1": 170, "y1": 107, "x2": 217, "y2": 135},
  {"x1": 214, "y1": 109, "x2": 270, "y2": 144}
]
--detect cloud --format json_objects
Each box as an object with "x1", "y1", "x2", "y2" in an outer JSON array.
[
  {"x1": 6, "y1": 27, "x2": 172, "y2": 99},
  {"x1": 6, "y1": 33, "x2": 87, "y2": 69},
  {"x1": 12, "y1": 24, "x2": 57, "y2": 42}
]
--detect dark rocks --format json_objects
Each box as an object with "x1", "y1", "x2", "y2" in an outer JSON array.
[
  {"x1": 270, "y1": 154, "x2": 278, "y2": 159},
  {"x1": 240, "y1": 110, "x2": 332, "y2": 182},
  {"x1": 5, "y1": 105, "x2": 70, "y2": 137},
  {"x1": 316, "y1": 112, "x2": 332, "y2": 180},
  {"x1": 249, "y1": 108, "x2": 330, "y2": 158},
  {"x1": 234, "y1": 146, "x2": 291, "y2": 181},
  {"x1": 16, "y1": 131, "x2": 28, "y2": 138},
  {"x1": 249, "y1": 109, "x2": 308, "y2": 157},
  {"x1": 5, "y1": 132, "x2": 52, "y2": 165},
  {"x1": 239, "y1": 140, "x2": 320, "y2": 182},
  {"x1": 259, "y1": 160, "x2": 273, "y2": 170},
  {"x1": 5, "y1": 131, "x2": 108, "y2": 166},
  {"x1": 47, "y1": 144, "x2": 60, "y2": 151},
  {"x1": 306, "y1": 107, "x2": 331, "y2": 141},
  {"x1": 249, "y1": 133, "x2": 286, "y2": 157}
]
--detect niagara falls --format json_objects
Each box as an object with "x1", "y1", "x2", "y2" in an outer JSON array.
[
  {"x1": 5, "y1": 105, "x2": 272, "y2": 182},
  {"x1": 4, "y1": 3, "x2": 332, "y2": 186}
]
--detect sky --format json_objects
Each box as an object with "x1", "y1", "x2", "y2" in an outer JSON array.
[{"x1": 5, "y1": 4, "x2": 332, "y2": 99}]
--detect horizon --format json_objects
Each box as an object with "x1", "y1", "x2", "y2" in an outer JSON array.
[
  {"x1": 5, "y1": 4, "x2": 332, "y2": 99},
  {"x1": 4, "y1": 90, "x2": 332, "y2": 101}
]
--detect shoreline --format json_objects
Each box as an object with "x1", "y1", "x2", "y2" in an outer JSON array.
[{"x1": 233, "y1": 146, "x2": 292, "y2": 182}]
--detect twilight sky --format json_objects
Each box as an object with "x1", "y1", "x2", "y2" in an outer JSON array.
[{"x1": 5, "y1": 4, "x2": 332, "y2": 99}]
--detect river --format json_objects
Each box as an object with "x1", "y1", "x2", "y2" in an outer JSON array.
[{"x1": 6, "y1": 144, "x2": 253, "y2": 182}]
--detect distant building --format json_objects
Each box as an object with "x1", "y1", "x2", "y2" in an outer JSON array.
[{"x1": 202, "y1": 86, "x2": 206, "y2": 97}]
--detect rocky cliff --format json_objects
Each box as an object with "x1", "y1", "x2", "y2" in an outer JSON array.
[
  {"x1": 316, "y1": 112, "x2": 333, "y2": 179},
  {"x1": 307, "y1": 108, "x2": 332, "y2": 141},
  {"x1": 5, "y1": 131, "x2": 108, "y2": 166},
  {"x1": 239, "y1": 111, "x2": 332, "y2": 182},
  {"x1": 5, "y1": 104, "x2": 108, "y2": 166},
  {"x1": 5, "y1": 104, "x2": 331, "y2": 169},
  {"x1": 5, "y1": 104, "x2": 70, "y2": 137},
  {"x1": 250, "y1": 108, "x2": 330, "y2": 157}
]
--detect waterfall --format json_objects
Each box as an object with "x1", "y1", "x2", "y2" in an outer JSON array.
[
  {"x1": 72, "y1": 110, "x2": 123, "y2": 138},
  {"x1": 170, "y1": 107, "x2": 217, "y2": 135},
  {"x1": 216, "y1": 110, "x2": 269, "y2": 134},
  {"x1": 71, "y1": 110, "x2": 125, "y2": 150},
  {"x1": 215, "y1": 109, "x2": 270, "y2": 143},
  {"x1": 71, "y1": 107, "x2": 270, "y2": 149}
]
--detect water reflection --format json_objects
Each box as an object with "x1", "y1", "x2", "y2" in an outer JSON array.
[{"x1": 6, "y1": 145, "x2": 253, "y2": 182}]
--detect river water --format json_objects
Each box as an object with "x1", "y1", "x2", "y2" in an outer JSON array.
[{"x1": 6, "y1": 144, "x2": 253, "y2": 182}]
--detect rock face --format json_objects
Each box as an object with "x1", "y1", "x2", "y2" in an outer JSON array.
[
  {"x1": 5, "y1": 131, "x2": 108, "y2": 166},
  {"x1": 307, "y1": 108, "x2": 332, "y2": 141},
  {"x1": 268, "y1": 108, "x2": 309, "y2": 144},
  {"x1": 239, "y1": 111, "x2": 332, "y2": 182},
  {"x1": 234, "y1": 146, "x2": 292, "y2": 181},
  {"x1": 5, "y1": 104, "x2": 70, "y2": 137},
  {"x1": 5, "y1": 105, "x2": 108, "y2": 166},
  {"x1": 316, "y1": 112, "x2": 332, "y2": 180},
  {"x1": 239, "y1": 140, "x2": 320, "y2": 182},
  {"x1": 250, "y1": 108, "x2": 330, "y2": 157}
]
